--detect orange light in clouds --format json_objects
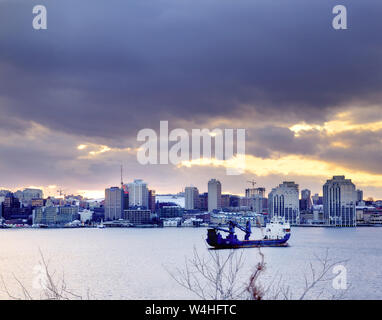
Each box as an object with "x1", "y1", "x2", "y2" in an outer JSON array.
[
  {"x1": 179, "y1": 154, "x2": 382, "y2": 188},
  {"x1": 79, "y1": 190, "x2": 105, "y2": 199}
]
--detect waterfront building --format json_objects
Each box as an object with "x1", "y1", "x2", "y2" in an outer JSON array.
[
  {"x1": 104, "y1": 187, "x2": 123, "y2": 221},
  {"x1": 159, "y1": 205, "x2": 182, "y2": 218},
  {"x1": 185, "y1": 186, "x2": 200, "y2": 210},
  {"x1": 268, "y1": 181, "x2": 300, "y2": 225},
  {"x1": 58, "y1": 205, "x2": 79, "y2": 224},
  {"x1": 33, "y1": 207, "x2": 58, "y2": 225},
  {"x1": 127, "y1": 179, "x2": 149, "y2": 208},
  {"x1": 323, "y1": 176, "x2": 357, "y2": 227},
  {"x1": 208, "y1": 179, "x2": 222, "y2": 212},
  {"x1": 124, "y1": 209, "x2": 152, "y2": 225},
  {"x1": 32, "y1": 205, "x2": 76, "y2": 226},
  {"x1": 2, "y1": 193, "x2": 22, "y2": 220}
]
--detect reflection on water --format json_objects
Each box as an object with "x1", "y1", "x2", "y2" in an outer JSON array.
[{"x1": 0, "y1": 227, "x2": 381, "y2": 299}]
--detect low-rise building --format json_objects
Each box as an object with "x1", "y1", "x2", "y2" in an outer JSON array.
[{"x1": 124, "y1": 209, "x2": 152, "y2": 225}]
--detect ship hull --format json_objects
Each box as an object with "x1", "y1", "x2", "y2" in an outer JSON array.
[{"x1": 206, "y1": 229, "x2": 290, "y2": 249}]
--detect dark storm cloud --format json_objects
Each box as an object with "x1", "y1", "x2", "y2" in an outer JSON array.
[
  {"x1": 246, "y1": 126, "x2": 323, "y2": 158},
  {"x1": 1, "y1": 0, "x2": 382, "y2": 143},
  {"x1": 318, "y1": 129, "x2": 382, "y2": 175}
]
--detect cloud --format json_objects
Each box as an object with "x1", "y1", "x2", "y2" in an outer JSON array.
[{"x1": 0, "y1": 0, "x2": 382, "y2": 198}]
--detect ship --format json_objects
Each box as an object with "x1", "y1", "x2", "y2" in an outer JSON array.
[{"x1": 206, "y1": 217, "x2": 291, "y2": 249}]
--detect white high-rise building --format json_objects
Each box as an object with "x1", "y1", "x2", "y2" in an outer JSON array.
[
  {"x1": 268, "y1": 181, "x2": 300, "y2": 225},
  {"x1": 185, "y1": 186, "x2": 199, "y2": 210},
  {"x1": 127, "y1": 179, "x2": 149, "y2": 208},
  {"x1": 323, "y1": 176, "x2": 357, "y2": 227},
  {"x1": 208, "y1": 179, "x2": 221, "y2": 212}
]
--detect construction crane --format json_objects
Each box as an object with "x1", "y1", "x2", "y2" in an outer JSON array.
[
  {"x1": 247, "y1": 180, "x2": 257, "y2": 188},
  {"x1": 57, "y1": 188, "x2": 65, "y2": 198}
]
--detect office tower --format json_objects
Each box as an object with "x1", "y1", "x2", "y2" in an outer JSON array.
[
  {"x1": 3, "y1": 193, "x2": 21, "y2": 220},
  {"x1": 268, "y1": 181, "x2": 300, "y2": 225},
  {"x1": 104, "y1": 187, "x2": 123, "y2": 220},
  {"x1": 199, "y1": 193, "x2": 208, "y2": 211},
  {"x1": 185, "y1": 186, "x2": 199, "y2": 210},
  {"x1": 122, "y1": 185, "x2": 129, "y2": 211},
  {"x1": 312, "y1": 193, "x2": 323, "y2": 205},
  {"x1": 33, "y1": 206, "x2": 77, "y2": 226},
  {"x1": 221, "y1": 194, "x2": 230, "y2": 209},
  {"x1": 323, "y1": 176, "x2": 357, "y2": 227},
  {"x1": 356, "y1": 189, "x2": 363, "y2": 203},
  {"x1": 159, "y1": 205, "x2": 182, "y2": 218},
  {"x1": 229, "y1": 195, "x2": 240, "y2": 208},
  {"x1": 124, "y1": 209, "x2": 152, "y2": 225},
  {"x1": 148, "y1": 190, "x2": 156, "y2": 213},
  {"x1": 300, "y1": 189, "x2": 312, "y2": 211},
  {"x1": 127, "y1": 179, "x2": 149, "y2": 208},
  {"x1": 208, "y1": 179, "x2": 221, "y2": 212}
]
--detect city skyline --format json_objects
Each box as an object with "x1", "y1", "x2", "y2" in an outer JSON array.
[
  {"x1": 0, "y1": 174, "x2": 377, "y2": 203},
  {"x1": 1, "y1": 1, "x2": 382, "y2": 199}
]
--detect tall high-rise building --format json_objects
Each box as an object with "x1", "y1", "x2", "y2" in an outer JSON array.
[
  {"x1": 122, "y1": 184, "x2": 129, "y2": 211},
  {"x1": 300, "y1": 189, "x2": 312, "y2": 211},
  {"x1": 148, "y1": 190, "x2": 156, "y2": 213},
  {"x1": 356, "y1": 189, "x2": 363, "y2": 204},
  {"x1": 323, "y1": 176, "x2": 357, "y2": 227},
  {"x1": 268, "y1": 181, "x2": 300, "y2": 225},
  {"x1": 221, "y1": 194, "x2": 230, "y2": 209},
  {"x1": 199, "y1": 193, "x2": 208, "y2": 211},
  {"x1": 104, "y1": 187, "x2": 123, "y2": 221},
  {"x1": 208, "y1": 179, "x2": 221, "y2": 212},
  {"x1": 127, "y1": 179, "x2": 149, "y2": 208},
  {"x1": 185, "y1": 186, "x2": 199, "y2": 210}
]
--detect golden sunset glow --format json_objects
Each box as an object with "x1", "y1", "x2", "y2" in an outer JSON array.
[
  {"x1": 290, "y1": 115, "x2": 382, "y2": 136},
  {"x1": 179, "y1": 154, "x2": 382, "y2": 189}
]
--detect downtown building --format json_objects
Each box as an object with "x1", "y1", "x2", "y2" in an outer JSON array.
[
  {"x1": 127, "y1": 179, "x2": 149, "y2": 208},
  {"x1": 245, "y1": 187, "x2": 266, "y2": 214},
  {"x1": 104, "y1": 187, "x2": 123, "y2": 221},
  {"x1": 323, "y1": 176, "x2": 357, "y2": 227},
  {"x1": 208, "y1": 179, "x2": 222, "y2": 212},
  {"x1": 300, "y1": 189, "x2": 312, "y2": 211},
  {"x1": 268, "y1": 181, "x2": 300, "y2": 225},
  {"x1": 185, "y1": 186, "x2": 200, "y2": 210},
  {"x1": 32, "y1": 205, "x2": 78, "y2": 226}
]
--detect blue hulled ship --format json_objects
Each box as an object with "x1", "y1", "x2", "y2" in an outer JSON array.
[{"x1": 206, "y1": 217, "x2": 291, "y2": 249}]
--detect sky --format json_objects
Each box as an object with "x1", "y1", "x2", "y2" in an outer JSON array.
[{"x1": 0, "y1": 0, "x2": 382, "y2": 199}]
